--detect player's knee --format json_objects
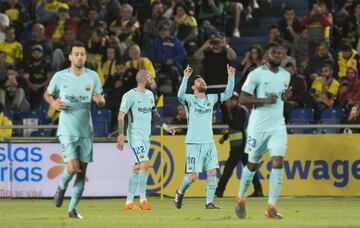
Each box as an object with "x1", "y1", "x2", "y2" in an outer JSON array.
[
  {"x1": 67, "y1": 161, "x2": 79, "y2": 175},
  {"x1": 247, "y1": 162, "x2": 258, "y2": 172},
  {"x1": 271, "y1": 156, "x2": 284, "y2": 169},
  {"x1": 207, "y1": 169, "x2": 216, "y2": 176},
  {"x1": 188, "y1": 173, "x2": 198, "y2": 182}
]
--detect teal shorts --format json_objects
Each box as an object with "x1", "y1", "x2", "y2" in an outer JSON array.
[
  {"x1": 128, "y1": 138, "x2": 150, "y2": 164},
  {"x1": 185, "y1": 143, "x2": 219, "y2": 173},
  {"x1": 59, "y1": 136, "x2": 93, "y2": 163},
  {"x1": 245, "y1": 127, "x2": 287, "y2": 164}
]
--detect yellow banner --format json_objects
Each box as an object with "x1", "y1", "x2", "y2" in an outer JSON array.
[{"x1": 146, "y1": 135, "x2": 360, "y2": 196}]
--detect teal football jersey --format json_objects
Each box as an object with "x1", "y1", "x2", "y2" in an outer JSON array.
[
  {"x1": 178, "y1": 76, "x2": 234, "y2": 143},
  {"x1": 47, "y1": 68, "x2": 103, "y2": 137},
  {"x1": 241, "y1": 64, "x2": 290, "y2": 132},
  {"x1": 119, "y1": 89, "x2": 155, "y2": 141}
]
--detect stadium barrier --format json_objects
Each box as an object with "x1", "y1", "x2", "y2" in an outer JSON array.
[{"x1": 1, "y1": 131, "x2": 360, "y2": 198}]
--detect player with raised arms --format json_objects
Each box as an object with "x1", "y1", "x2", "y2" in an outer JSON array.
[{"x1": 174, "y1": 64, "x2": 235, "y2": 209}]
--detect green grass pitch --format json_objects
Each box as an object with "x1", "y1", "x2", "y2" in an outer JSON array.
[{"x1": 1, "y1": 197, "x2": 359, "y2": 228}]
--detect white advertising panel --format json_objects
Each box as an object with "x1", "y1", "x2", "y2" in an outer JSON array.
[{"x1": 0, "y1": 143, "x2": 133, "y2": 198}]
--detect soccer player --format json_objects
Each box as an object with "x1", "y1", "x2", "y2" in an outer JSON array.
[
  {"x1": 44, "y1": 41, "x2": 105, "y2": 219},
  {"x1": 117, "y1": 70, "x2": 176, "y2": 210},
  {"x1": 235, "y1": 42, "x2": 292, "y2": 219},
  {"x1": 174, "y1": 64, "x2": 235, "y2": 209}
]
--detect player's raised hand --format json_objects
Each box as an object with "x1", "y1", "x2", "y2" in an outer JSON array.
[
  {"x1": 227, "y1": 64, "x2": 236, "y2": 77},
  {"x1": 117, "y1": 134, "x2": 125, "y2": 151},
  {"x1": 282, "y1": 86, "x2": 293, "y2": 101},
  {"x1": 51, "y1": 96, "x2": 66, "y2": 111},
  {"x1": 166, "y1": 126, "x2": 176, "y2": 135},
  {"x1": 183, "y1": 65, "x2": 193, "y2": 78},
  {"x1": 264, "y1": 94, "x2": 278, "y2": 104}
]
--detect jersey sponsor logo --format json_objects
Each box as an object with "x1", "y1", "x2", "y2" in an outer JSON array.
[
  {"x1": 146, "y1": 141, "x2": 174, "y2": 193},
  {"x1": 194, "y1": 108, "x2": 212, "y2": 114},
  {"x1": 264, "y1": 92, "x2": 282, "y2": 97},
  {"x1": 64, "y1": 95, "x2": 89, "y2": 102},
  {"x1": 137, "y1": 107, "x2": 152, "y2": 113}
]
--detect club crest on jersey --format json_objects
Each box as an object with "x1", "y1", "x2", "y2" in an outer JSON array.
[
  {"x1": 85, "y1": 84, "x2": 90, "y2": 91},
  {"x1": 150, "y1": 98, "x2": 153, "y2": 103},
  {"x1": 206, "y1": 101, "x2": 210, "y2": 106},
  {"x1": 283, "y1": 81, "x2": 288, "y2": 88}
]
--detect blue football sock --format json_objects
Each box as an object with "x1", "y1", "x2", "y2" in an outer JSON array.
[
  {"x1": 178, "y1": 175, "x2": 192, "y2": 194},
  {"x1": 206, "y1": 175, "x2": 216, "y2": 204},
  {"x1": 126, "y1": 173, "x2": 139, "y2": 204},
  {"x1": 268, "y1": 168, "x2": 283, "y2": 206},
  {"x1": 68, "y1": 179, "x2": 85, "y2": 212},
  {"x1": 238, "y1": 166, "x2": 255, "y2": 199},
  {"x1": 138, "y1": 171, "x2": 148, "y2": 201},
  {"x1": 59, "y1": 169, "x2": 73, "y2": 190}
]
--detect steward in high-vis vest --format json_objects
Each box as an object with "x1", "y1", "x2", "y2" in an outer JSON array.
[{"x1": 215, "y1": 92, "x2": 263, "y2": 198}]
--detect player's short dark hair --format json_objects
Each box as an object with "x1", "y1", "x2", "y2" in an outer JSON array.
[
  {"x1": 264, "y1": 42, "x2": 281, "y2": 51},
  {"x1": 69, "y1": 41, "x2": 86, "y2": 54},
  {"x1": 190, "y1": 75, "x2": 202, "y2": 86}
]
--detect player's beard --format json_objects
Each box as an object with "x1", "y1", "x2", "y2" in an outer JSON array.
[
  {"x1": 268, "y1": 59, "x2": 281, "y2": 68},
  {"x1": 197, "y1": 85, "x2": 206, "y2": 93},
  {"x1": 75, "y1": 62, "x2": 84, "y2": 69}
]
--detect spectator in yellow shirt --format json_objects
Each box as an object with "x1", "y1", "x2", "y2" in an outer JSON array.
[
  {"x1": 0, "y1": 26, "x2": 22, "y2": 64},
  {"x1": 305, "y1": 63, "x2": 340, "y2": 115},
  {"x1": 0, "y1": 103, "x2": 12, "y2": 139},
  {"x1": 125, "y1": 44, "x2": 156, "y2": 80}
]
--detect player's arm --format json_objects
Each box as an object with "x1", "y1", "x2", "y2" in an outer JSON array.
[
  {"x1": 43, "y1": 74, "x2": 66, "y2": 111},
  {"x1": 239, "y1": 92, "x2": 277, "y2": 105},
  {"x1": 177, "y1": 65, "x2": 192, "y2": 103},
  {"x1": 117, "y1": 111, "x2": 126, "y2": 150},
  {"x1": 152, "y1": 108, "x2": 176, "y2": 135},
  {"x1": 220, "y1": 64, "x2": 236, "y2": 102},
  {"x1": 239, "y1": 71, "x2": 277, "y2": 106},
  {"x1": 93, "y1": 74, "x2": 106, "y2": 107}
]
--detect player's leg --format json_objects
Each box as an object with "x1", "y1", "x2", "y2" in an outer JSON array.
[
  {"x1": 216, "y1": 146, "x2": 242, "y2": 197},
  {"x1": 138, "y1": 160, "x2": 150, "y2": 210},
  {"x1": 240, "y1": 152, "x2": 263, "y2": 197},
  {"x1": 175, "y1": 144, "x2": 203, "y2": 209},
  {"x1": 124, "y1": 164, "x2": 140, "y2": 210},
  {"x1": 204, "y1": 143, "x2": 221, "y2": 209},
  {"x1": 54, "y1": 158, "x2": 78, "y2": 208},
  {"x1": 68, "y1": 161, "x2": 87, "y2": 219},
  {"x1": 54, "y1": 137, "x2": 79, "y2": 208},
  {"x1": 174, "y1": 172, "x2": 198, "y2": 209},
  {"x1": 264, "y1": 129, "x2": 287, "y2": 219},
  {"x1": 129, "y1": 140, "x2": 151, "y2": 209},
  {"x1": 235, "y1": 132, "x2": 266, "y2": 219}
]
